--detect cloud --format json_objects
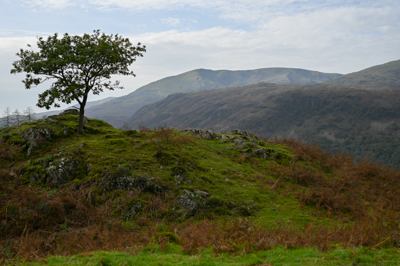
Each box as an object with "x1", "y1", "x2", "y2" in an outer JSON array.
[
  {"x1": 88, "y1": 0, "x2": 216, "y2": 11},
  {"x1": 161, "y1": 17, "x2": 181, "y2": 27},
  {"x1": 86, "y1": 0, "x2": 400, "y2": 25},
  {"x1": 23, "y1": 0, "x2": 75, "y2": 10},
  {"x1": 2, "y1": 0, "x2": 399, "y2": 111}
]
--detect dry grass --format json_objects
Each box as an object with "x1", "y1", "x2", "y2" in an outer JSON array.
[{"x1": 1, "y1": 135, "x2": 400, "y2": 261}]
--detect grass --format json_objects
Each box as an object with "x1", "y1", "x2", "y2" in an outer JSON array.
[
  {"x1": 1, "y1": 113, "x2": 400, "y2": 263},
  {"x1": 16, "y1": 245, "x2": 400, "y2": 265}
]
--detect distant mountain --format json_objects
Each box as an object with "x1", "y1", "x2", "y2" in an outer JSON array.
[
  {"x1": 323, "y1": 59, "x2": 400, "y2": 90},
  {"x1": 35, "y1": 97, "x2": 117, "y2": 118},
  {"x1": 84, "y1": 68, "x2": 342, "y2": 127},
  {"x1": 127, "y1": 83, "x2": 400, "y2": 169}
]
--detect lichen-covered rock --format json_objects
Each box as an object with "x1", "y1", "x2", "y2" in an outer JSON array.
[
  {"x1": 101, "y1": 174, "x2": 164, "y2": 193},
  {"x1": 181, "y1": 128, "x2": 219, "y2": 140},
  {"x1": 220, "y1": 134, "x2": 235, "y2": 141},
  {"x1": 179, "y1": 190, "x2": 199, "y2": 216},
  {"x1": 45, "y1": 157, "x2": 80, "y2": 187},
  {"x1": 23, "y1": 127, "x2": 52, "y2": 156},
  {"x1": 231, "y1": 129, "x2": 253, "y2": 138},
  {"x1": 233, "y1": 138, "x2": 246, "y2": 146},
  {"x1": 113, "y1": 176, "x2": 136, "y2": 191}
]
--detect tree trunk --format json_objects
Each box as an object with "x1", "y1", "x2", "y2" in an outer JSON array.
[
  {"x1": 77, "y1": 104, "x2": 85, "y2": 134},
  {"x1": 77, "y1": 90, "x2": 89, "y2": 134}
]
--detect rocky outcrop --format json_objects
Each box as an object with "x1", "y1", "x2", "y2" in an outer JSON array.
[
  {"x1": 180, "y1": 128, "x2": 219, "y2": 140},
  {"x1": 60, "y1": 109, "x2": 79, "y2": 116},
  {"x1": 101, "y1": 174, "x2": 164, "y2": 193},
  {"x1": 179, "y1": 190, "x2": 199, "y2": 216},
  {"x1": 23, "y1": 127, "x2": 52, "y2": 156},
  {"x1": 45, "y1": 157, "x2": 80, "y2": 187},
  {"x1": 256, "y1": 148, "x2": 269, "y2": 159}
]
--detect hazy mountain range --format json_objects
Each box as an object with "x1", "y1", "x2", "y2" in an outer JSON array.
[
  {"x1": 9, "y1": 59, "x2": 400, "y2": 168},
  {"x1": 126, "y1": 59, "x2": 400, "y2": 169},
  {"x1": 83, "y1": 68, "x2": 342, "y2": 127}
]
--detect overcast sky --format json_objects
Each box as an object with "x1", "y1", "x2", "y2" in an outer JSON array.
[{"x1": 1, "y1": 0, "x2": 400, "y2": 114}]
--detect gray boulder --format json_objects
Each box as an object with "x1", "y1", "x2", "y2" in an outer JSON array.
[
  {"x1": 256, "y1": 149, "x2": 269, "y2": 159},
  {"x1": 181, "y1": 128, "x2": 219, "y2": 140},
  {"x1": 23, "y1": 127, "x2": 52, "y2": 156},
  {"x1": 46, "y1": 157, "x2": 80, "y2": 187},
  {"x1": 179, "y1": 190, "x2": 199, "y2": 216},
  {"x1": 101, "y1": 174, "x2": 164, "y2": 193}
]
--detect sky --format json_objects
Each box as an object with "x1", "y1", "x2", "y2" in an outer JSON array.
[{"x1": 1, "y1": 0, "x2": 400, "y2": 114}]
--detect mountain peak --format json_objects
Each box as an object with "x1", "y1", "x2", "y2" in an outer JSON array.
[{"x1": 323, "y1": 59, "x2": 400, "y2": 90}]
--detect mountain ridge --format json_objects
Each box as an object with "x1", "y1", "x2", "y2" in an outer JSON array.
[
  {"x1": 323, "y1": 59, "x2": 400, "y2": 90},
  {"x1": 84, "y1": 68, "x2": 342, "y2": 127},
  {"x1": 127, "y1": 82, "x2": 400, "y2": 169}
]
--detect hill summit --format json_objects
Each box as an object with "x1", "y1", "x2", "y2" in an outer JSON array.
[
  {"x1": 323, "y1": 59, "x2": 400, "y2": 90},
  {"x1": 1, "y1": 112, "x2": 400, "y2": 260}
]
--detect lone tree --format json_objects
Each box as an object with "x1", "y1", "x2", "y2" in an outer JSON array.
[{"x1": 11, "y1": 30, "x2": 146, "y2": 134}]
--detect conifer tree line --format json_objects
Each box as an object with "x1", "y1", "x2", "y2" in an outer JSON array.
[{"x1": 0, "y1": 106, "x2": 36, "y2": 129}]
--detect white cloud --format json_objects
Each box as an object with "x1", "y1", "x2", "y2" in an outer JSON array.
[
  {"x1": 1, "y1": 0, "x2": 399, "y2": 111},
  {"x1": 88, "y1": 0, "x2": 217, "y2": 11},
  {"x1": 23, "y1": 0, "x2": 75, "y2": 10},
  {"x1": 86, "y1": 0, "x2": 400, "y2": 24},
  {"x1": 161, "y1": 17, "x2": 181, "y2": 27}
]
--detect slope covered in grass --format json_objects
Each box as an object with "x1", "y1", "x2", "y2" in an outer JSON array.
[{"x1": 1, "y1": 111, "x2": 400, "y2": 262}]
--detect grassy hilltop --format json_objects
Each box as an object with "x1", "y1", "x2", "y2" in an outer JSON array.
[{"x1": 1, "y1": 111, "x2": 400, "y2": 264}]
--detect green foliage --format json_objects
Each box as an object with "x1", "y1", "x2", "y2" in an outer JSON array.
[
  {"x1": 17, "y1": 247, "x2": 400, "y2": 265},
  {"x1": 11, "y1": 30, "x2": 146, "y2": 134}
]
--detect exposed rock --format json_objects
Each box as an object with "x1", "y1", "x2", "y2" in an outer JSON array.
[
  {"x1": 231, "y1": 129, "x2": 254, "y2": 139},
  {"x1": 132, "y1": 175, "x2": 164, "y2": 194},
  {"x1": 220, "y1": 134, "x2": 235, "y2": 141},
  {"x1": 45, "y1": 157, "x2": 80, "y2": 187},
  {"x1": 60, "y1": 109, "x2": 79, "y2": 116},
  {"x1": 256, "y1": 148, "x2": 269, "y2": 159},
  {"x1": 101, "y1": 174, "x2": 164, "y2": 193},
  {"x1": 113, "y1": 176, "x2": 136, "y2": 191},
  {"x1": 86, "y1": 162, "x2": 92, "y2": 174},
  {"x1": 179, "y1": 190, "x2": 198, "y2": 215},
  {"x1": 23, "y1": 127, "x2": 52, "y2": 156},
  {"x1": 171, "y1": 166, "x2": 193, "y2": 185},
  {"x1": 233, "y1": 138, "x2": 246, "y2": 146},
  {"x1": 246, "y1": 149, "x2": 257, "y2": 157},
  {"x1": 195, "y1": 190, "x2": 209, "y2": 198},
  {"x1": 181, "y1": 128, "x2": 219, "y2": 140}
]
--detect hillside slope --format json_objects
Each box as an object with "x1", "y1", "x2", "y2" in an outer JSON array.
[
  {"x1": 128, "y1": 83, "x2": 400, "y2": 169},
  {"x1": 34, "y1": 97, "x2": 117, "y2": 118},
  {"x1": 84, "y1": 68, "x2": 342, "y2": 127},
  {"x1": 1, "y1": 112, "x2": 400, "y2": 260},
  {"x1": 323, "y1": 59, "x2": 400, "y2": 90}
]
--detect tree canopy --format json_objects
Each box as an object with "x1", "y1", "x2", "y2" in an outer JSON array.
[{"x1": 11, "y1": 30, "x2": 146, "y2": 133}]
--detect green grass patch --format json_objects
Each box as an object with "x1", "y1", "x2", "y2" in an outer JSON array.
[{"x1": 18, "y1": 246, "x2": 400, "y2": 265}]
